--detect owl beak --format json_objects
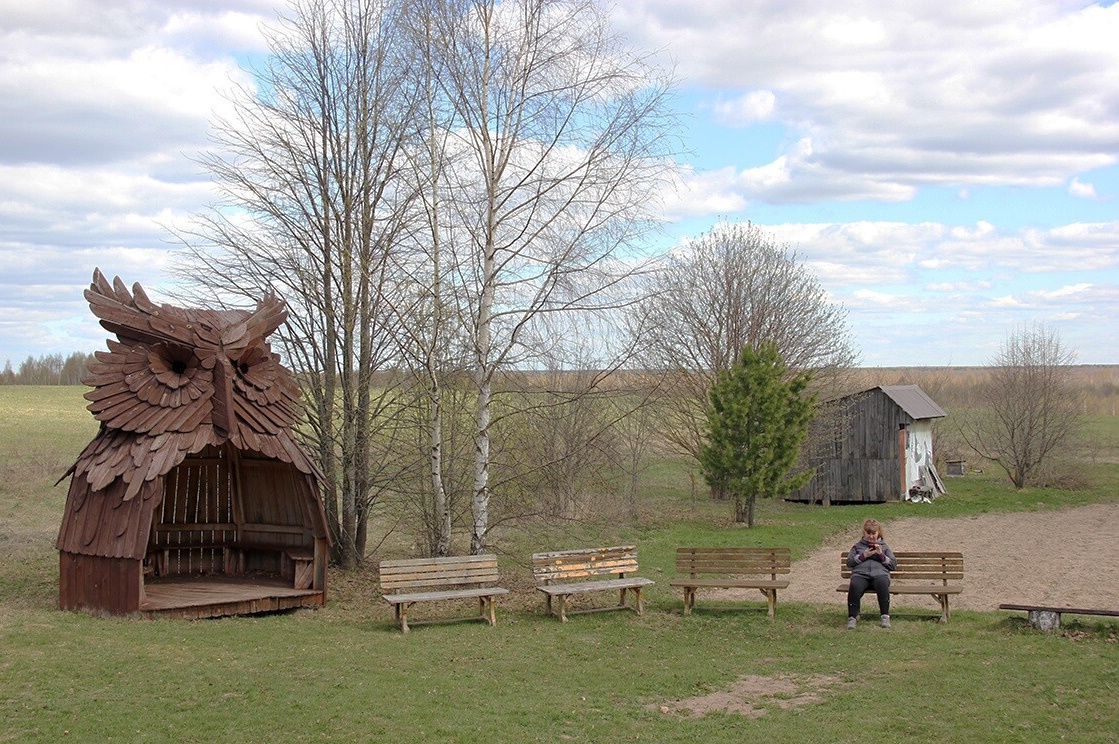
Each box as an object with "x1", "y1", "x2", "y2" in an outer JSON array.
[{"x1": 210, "y1": 356, "x2": 238, "y2": 440}]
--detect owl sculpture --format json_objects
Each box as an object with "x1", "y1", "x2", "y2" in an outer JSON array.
[{"x1": 57, "y1": 268, "x2": 320, "y2": 563}]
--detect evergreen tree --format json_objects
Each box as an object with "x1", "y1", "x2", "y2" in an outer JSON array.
[{"x1": 701, "y1": 343, "x2": 816, "y2": 526}]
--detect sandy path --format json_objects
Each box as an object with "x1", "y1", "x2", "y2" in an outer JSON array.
[{"x1": 777, "y1": 502, "x2": 1119, "y2": 613}]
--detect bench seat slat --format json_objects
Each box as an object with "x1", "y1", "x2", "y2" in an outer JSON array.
[
  {"x1": 382, "y1": 587, "x2": 510, "y2": 604},
  {"x1": 670, "y1": 578, "x2": 789, "y2": 590},
  {"x1": 837, "y1": 583, "x2": 963, "y2": 594},
  {"x1": 999, "y1": 604, "x2": 1119, "y2": 617},
  {"x1": 536, "y1": 577, "x2": 654, "y2": 596}
]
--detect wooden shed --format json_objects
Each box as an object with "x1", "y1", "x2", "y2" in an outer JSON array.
[
  {"x1": 57, "y1": 270, "x2": 330, "y2": 619},
  {"x1": 791, "y1": 384, "x2": 947, "y2": 505}
]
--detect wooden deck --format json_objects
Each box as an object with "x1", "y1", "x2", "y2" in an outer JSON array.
[{"x1": 140, "y1": 576, "x2": 324, "y2": 620}]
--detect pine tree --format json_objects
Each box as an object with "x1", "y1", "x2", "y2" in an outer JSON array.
[{"x1": 701, "y1": 343, "x2": 816, "y2": 526}]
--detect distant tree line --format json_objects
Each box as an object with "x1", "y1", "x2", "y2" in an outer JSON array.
[{"x1": 0, "y1": 353, "x2": 96, "y2": 385}]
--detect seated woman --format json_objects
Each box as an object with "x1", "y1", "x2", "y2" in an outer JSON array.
[{"x1": 846, "y1": 518, "x2": 897, "y2": 629}]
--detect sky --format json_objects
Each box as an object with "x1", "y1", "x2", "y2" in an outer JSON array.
[{"x1": 1, "y1": 0, "x2": 1117, "y2": 369}]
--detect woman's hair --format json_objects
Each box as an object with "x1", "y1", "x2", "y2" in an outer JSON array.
[{"x1": 862, "y1": 518, "x2": 884, "y2": 541}]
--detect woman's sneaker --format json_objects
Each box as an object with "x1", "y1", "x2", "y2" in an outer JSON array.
[
  {"x1": 847, "y1": 617, "x2": 857, "y2": 630},
  {"x1": 881, "y1": 614, "x2": 891, "y2": 628}
]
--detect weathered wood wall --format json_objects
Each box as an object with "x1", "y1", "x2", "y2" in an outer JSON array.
[
  {"x1": 59, "y1": 553, "x2": 143, "y2": 615},
  {"x1": 793, "y1": 388, "x2": 914, "y2": 504}
]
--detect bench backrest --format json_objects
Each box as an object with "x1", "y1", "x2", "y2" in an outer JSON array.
[
  {"x1": 676, "y1": 547, "x2": 791, "y2": 580},
  {"x1": 532, "y1": 545, "x2": 639, "y2": 584},
  {"x1": 840, "y1": 551, "x2": 963, "y2": 583},
  {"x1": 379, "y1": 554, "x2": 500, "y2": 592}
]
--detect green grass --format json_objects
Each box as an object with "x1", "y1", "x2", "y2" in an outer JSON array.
[{"x1": 2, "y1": 387, "x2": 1117, "y2": 744}]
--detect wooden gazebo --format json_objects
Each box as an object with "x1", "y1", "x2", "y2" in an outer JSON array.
[{"x1": 57, "y1": 269, "x2": 330, "y2": 619}]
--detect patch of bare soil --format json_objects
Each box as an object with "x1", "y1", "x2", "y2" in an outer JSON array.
[
  {"x1": 653, "y1": 674, "x2": 842, "y2": 718},
  {"x1": 782, "y1": 502, "x2": 1119, "y2": 612}
]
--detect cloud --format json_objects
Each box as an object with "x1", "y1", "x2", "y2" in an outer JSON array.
[
  {"x1": 709, "y1": 90, "x2": 776, "y2": 125},
  {"x1": 0, "y1": 1, "x2": 273, "y2": 363},
  {"x1": 1068, "y1": 177, "x2": 1099, "y2": 199},
  {"x1": 614, "y1": 0, "x2": 1119, "y2": 200}
]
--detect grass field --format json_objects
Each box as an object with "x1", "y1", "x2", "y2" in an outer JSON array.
[{"x1": 2, "y1": 386, "x2": 1117, "y2": 744}]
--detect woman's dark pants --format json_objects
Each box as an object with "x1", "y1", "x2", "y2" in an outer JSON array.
[{"x1": 847, "y1": 574, "x2": 891, "y2": 618}]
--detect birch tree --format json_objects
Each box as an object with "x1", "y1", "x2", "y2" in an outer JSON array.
[{"x1": 416, "y1": 0, "x2": 676, "y2": 552}]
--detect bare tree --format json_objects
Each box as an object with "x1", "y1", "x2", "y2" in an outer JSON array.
[
  {"x1": 959, "y1": 324, "x2": 1083, "y2": 489},
  {"x1": 416, "y1": 0, "x2": 677, "y2": 553},
  {"x1": 174, "y1": 0, "x2": 422, "y2": 568},
  {"x1": 631, "y1": 222, "x2": 858, "y2": 471}
]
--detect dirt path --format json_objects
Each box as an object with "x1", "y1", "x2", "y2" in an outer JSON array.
[{"x1": 778, "y1": 502, "x2": 1119, "y2": 613}]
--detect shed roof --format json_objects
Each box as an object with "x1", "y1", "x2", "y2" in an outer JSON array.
[{"x1": 875, "y1": 384, "x2": 946, "y2": 420}]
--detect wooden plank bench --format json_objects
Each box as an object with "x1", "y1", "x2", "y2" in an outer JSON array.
[
  {"x1": 838, "y1": 551, "x2": 963, "y2": 622},
  {"x1": 999, "y1": 604, "x2": 1119, "y2": 631},
  {"x1": 670, "y1": 547, "x2": 791, "y2": 619},
  {"x1": 531, "y1": 545, "x2": 654, "y2": 622},
  {"x1": 224, "y1": 543, "x2": 316, "y2": 589},
  {"x1": 379, "y1": 554, "x2": 509, "y2": 633}
]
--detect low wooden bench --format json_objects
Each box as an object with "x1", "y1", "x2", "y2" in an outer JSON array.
[
  {"x1": 379, "y1": 554, "x2": 509, "y2": 633},
  {"x1": 531, "y1": 545, "x2": 654, "y2": 622},
  {"x1": 838, "y1": 551, "x2": 963, "y2": 622},
  {"x1": 999, "y1": 603, "x2": 1119, "y2": 631},
  {"x1": 147, "y1": 543, "x2": 315, "y2": 589},
  {"x1": 670, "y1": 547, "x2": 791, "y2": 619}
]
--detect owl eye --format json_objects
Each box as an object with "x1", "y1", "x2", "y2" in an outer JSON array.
[{"x1": 148, "y1": 344, "x2": 200, "y2": 389}]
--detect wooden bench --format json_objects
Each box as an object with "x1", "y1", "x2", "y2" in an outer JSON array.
[
  {"x1": 670, "y1": 547, "x2": 791, "y2": 619},
  {"x1": 225, "y1": 543, "x2": 316, "y2": 589},
  {"x1": 531, "y1": 545, "x2": 654, "y2": 622},
  {"x1": 999, "y1": 603, "x2": 1119, "y2": 631},
  {"x1": 379, "y1": 554, "x2": 509, "y2": 633},
  {"x1": 838, "y1": 551, "x2": 963, "y2": 622}
]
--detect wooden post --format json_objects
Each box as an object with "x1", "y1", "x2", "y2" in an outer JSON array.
[{"x1": 898, "y1": 425, "x2": 908, "y2": 499}]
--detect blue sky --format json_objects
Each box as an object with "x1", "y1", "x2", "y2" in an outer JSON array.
[{"x1": 1, "y1": 0, "x2": 1117, "y2": 368}]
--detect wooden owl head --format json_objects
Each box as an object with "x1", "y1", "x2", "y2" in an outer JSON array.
[{"x1": 82, "y1": 268, "x2": 301, "y2": 446}]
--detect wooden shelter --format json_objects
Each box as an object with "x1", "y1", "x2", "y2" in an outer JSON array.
[
  {"x1": 791, "y1": 384, "x2": 947, "y2": 505},
  {"x1": 57, "y1": 269, "x2": 330, "y2": 618}
]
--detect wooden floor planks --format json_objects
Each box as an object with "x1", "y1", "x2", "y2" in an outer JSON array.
[{"x1": 139, "y1": 576, "x2": 323, "y2": 619}]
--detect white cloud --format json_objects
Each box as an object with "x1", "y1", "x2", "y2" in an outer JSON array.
[
  {"x1": 662, "y1": 166, "x2": 749, "y2": 218},
  {"x1": 709, "y1": 90, "x2": 776, "y2": 125},
  {"x1": 0, "y1": 1, "x2": 272, "y2": 363},
  {"x1": 614, "y1": 0, "x2": 1119, "y2": 199},
  {"x1": 1068, "y1": 177, "x2": 1099, "y2": 199}
]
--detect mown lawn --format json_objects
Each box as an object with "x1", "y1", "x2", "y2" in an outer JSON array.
[{"x1": 1, "y1": 386, "x2": 1117, "y2": 744}]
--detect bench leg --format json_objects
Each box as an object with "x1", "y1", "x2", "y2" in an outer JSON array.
[
  {"x1": 557, "y1": 594, "x2": 568, "y2": 623},
  {"x1": 936, "y1": 594, "x2": 950, "y2": 623},
  {"x1": 762, "y1": 588, "x2": 776, "y2": 620},
  {"x1": 480, "y1": 596, "x2": 497, "y2": 626},
  {"x1": 618, "y1": 587, "x2": 628, "y2": 608},
  {"x1": 683, "y1": 587, "x2": 694, "y2": 616},
  {"x1": 634, "y1": 587, "x2": 644, "y2": 616},
  {"x1": 398, "y1": 602, "x2": 413, "y2": 634},
  {"x1": 1028, "y1": 610, "x2": 1061, "y2": 631}
]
